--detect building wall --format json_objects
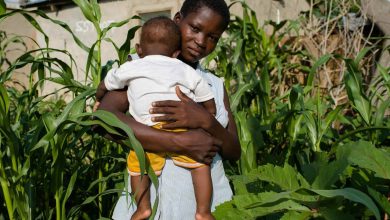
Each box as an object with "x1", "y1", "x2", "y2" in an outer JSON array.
[{"x1": 0, "y1": 0, "x2": 309, "y2": 94}]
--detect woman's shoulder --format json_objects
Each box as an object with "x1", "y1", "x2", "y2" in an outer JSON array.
[{"x1": 196, "y1": 65, "x2": 223, "y2": 85}]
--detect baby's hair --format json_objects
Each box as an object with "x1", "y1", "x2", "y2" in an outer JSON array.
[
  {"x1": 180, "y1": 0, "x2": 230, "y2": 31},
  {"x1": 140, "y1": 16, "x2": 181, "y2": 56}
]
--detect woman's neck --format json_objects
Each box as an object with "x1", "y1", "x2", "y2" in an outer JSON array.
[{"x1": 178, "y1": 54, "x2": 198, "y2": 69}]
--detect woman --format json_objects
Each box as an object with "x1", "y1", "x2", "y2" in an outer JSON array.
[{"x1": 98, "y1": 0, "x2": 241, "y2": 219}]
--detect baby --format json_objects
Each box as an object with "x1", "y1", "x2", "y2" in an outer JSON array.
[{"x1": 96, "y1": 16, "x2": 216, "y2": 220}]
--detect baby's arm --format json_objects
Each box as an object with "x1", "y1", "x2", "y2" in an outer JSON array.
[{"x1": 201, "y1": 99, "x2": 216, "y2": 116}]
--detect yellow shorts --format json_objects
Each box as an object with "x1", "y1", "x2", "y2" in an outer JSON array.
[{"x1": 127, "y1": 123, "x2": 205, "y2": 176}]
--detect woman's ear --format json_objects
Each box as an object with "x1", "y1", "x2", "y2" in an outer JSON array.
[{"x1": 173, "y1": 12, "x2": 182, "y2": 24}]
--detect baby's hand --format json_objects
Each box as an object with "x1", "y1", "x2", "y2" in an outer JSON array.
[{"x1": 93, "y1": 101, "x2": 101, "y2": 112}]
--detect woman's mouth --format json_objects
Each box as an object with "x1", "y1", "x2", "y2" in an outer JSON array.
[{"x1": 188, "y1": 47, "x2": 201, "y2": 57}]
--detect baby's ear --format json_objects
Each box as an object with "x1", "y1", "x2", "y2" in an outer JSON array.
[
  {"x1": 136, "y1": 43, "x2": 143, "y2": 57},
  {"x1": 172, "y1": 50, "x2": 181, "y2": 58}
]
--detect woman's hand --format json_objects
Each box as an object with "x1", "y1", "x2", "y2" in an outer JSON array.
[
  {"x1": 150, "y1": 86, "x2": 213, "y2": 130},
  {"x1": 172, "y1": 128, "x2": 222, "y2": 164},
  {"x1": 97, "y1": 89, "x2": 222, "y2": 164}
]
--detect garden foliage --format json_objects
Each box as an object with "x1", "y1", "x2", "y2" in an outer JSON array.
[{"x1": 0, "y1": 0, "x2": 389, "y2": 219}]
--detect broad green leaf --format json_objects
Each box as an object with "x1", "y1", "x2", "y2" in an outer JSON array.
[
  {"x1": 230, "y1": 174, "x2": 262, "y2": 195},
  {"x1": 337, "y1": 141, "x2": 390, "y2": 179},
  {"x1": 319, "y1": 208, "x2": 355, "y2": 220},
  {"x1": 252, "y1": 164, "x2": 310, "y2": 190},
  {"x1": 280, "y1": 211, "x2": 312, "y2": 220},
  {"x1": 214, "y1": 201, "x2": 252, "y2": 220},
  {"x1": 311, "y1": 159, "x2": 349, "y2": 189},
  {"x1": 310, "y1": 188, "x2": 380, "y2": 220},
  {"x1": 248, "y1": 199, "x2": 311, "y2": 217},
  {"x1": 367, "y1": 187, "x2": 390, "y2": 215}
]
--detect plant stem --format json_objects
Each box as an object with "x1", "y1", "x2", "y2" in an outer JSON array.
[
  {"x1": 0, "y1": 161, "x2": 14, "y2": 220},
  {"x1": 55, "y1": 191, "x2": 61, "y2": 220},
  {"x1": 95, "y1": 37, "x2": 102, "y2": 87}
]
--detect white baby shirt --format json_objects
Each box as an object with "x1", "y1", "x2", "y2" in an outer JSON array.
[{"x1": 104, "y1": 55, "x2": 214, "y2": 126}]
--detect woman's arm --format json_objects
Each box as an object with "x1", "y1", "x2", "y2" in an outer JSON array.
[
  {"x1": 150, "y1": 87, "x2": 241, "y2": 161},
  {"x1": 97, "y1": 89, "x2": 222, "y2": 164}
]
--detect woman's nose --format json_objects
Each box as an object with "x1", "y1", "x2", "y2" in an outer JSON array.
[{"x1": 195, "y1": 34, "x2": 206, "y2": 49}]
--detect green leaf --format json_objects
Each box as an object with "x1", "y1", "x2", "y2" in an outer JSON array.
[
  {"x1": 280, "y1": 211, "x2": 312, "y2": 220},
  {"x1": 214, "y1": 201, "x2": 252, "y2": 220},
  {"x1": 307, "y1": 54, "x2": 332, "y2": 88},
  {"x1": 61, "y1": 170, "x2": 78, "y2": 219},
  {"x1": 375, "y1": 99, "x2": 390, "y2": 127},
  {"x1": 311, "y1": 159, "x2": 349, "y2": 189},
  {"x1": 355, "y1": 47, "x2": 372, "y2": 64},
  {"x1": 73, "y1": 0, "x2": 98, "y2": 26},
  {"x1": 287, "y1": 113, "x2": 303, "y2": 142},
  {"x1": 252, "y1": 164, "x2": 310, "y2": 190},
  {"x1": 344, "y1": 59, "x2": 371, "y2": 125},
  {"x1": 319, "y1": 208, "x2": 355, "y2": 220},
  {"x1": 367, "y1": 187, "x2": 390, "y2": 215},
  {"x1": 310, "y1": 188, "x2": 380, "y2": 220},
  {"x1": 230, "y1": 81, "x2": 256, "y2": 112},
  {"x1": 250, "y1": 200, "x2": 310, "y2": 217},
  {"x1": 0, "y1": 0, "x2": 5, "y2": 15},
  {"x1": 303, "y1": 111, "x2": 317, "y2": 150},
  {"x1": 337, "y1": 141, "x2": 390, "y2": 179},
  {"x1": 0, "y1": 83, "x2": 9, "y2": 116},
  {"x1": 230, "y1": 174, "x2": 262, "y2": 195},
  {"x1": 118, "y1": 24, "x2": 141, "y2": 64},
  {"x1": 91, "y1": 110, "x2": 146, "y2": 175}
]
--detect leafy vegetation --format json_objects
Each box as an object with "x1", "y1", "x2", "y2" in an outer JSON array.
[
  {"x1": 0, "y1": 0, "x2": 389, "y2": 219},
  {"x1": 206, "y1": 1, "x2": 390, "y2": 219}
]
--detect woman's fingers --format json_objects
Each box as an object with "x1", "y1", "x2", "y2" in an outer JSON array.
[
  {"x1": 213, "y1": 138, "x2": 223, "y2": 149},
  {"x1": 160, "y1": 121, "x2": 181, "y2": 129},
  {"x1": 151, "y1": 115, "x2": 176, "y2": 122},
  {"x1": 150, "y1": 106, "x2": 177, "y2": 114},
  {"x1": 152, "y1": 100, "x2": 180, "y2": 107}
]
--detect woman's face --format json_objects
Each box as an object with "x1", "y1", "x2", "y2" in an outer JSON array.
[{"x1": 174, "y1": 7, "x2": 225, "y2": 63}]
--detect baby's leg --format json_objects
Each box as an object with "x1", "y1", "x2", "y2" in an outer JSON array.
[
  {"x1": 130, "y1": 175, "x2": 151, "y2": 220},
  {"x1": 191, "y1": 165, "x2": 215, "y2": 220}
]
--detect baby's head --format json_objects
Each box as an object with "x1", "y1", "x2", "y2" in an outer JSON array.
[{"x1": 136, "y1": 16, "x2": 181, "y2": 58}]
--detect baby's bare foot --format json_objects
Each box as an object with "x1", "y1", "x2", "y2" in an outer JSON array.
[
  {"x1": 130, "y1": 208, "x2": 151, "y2": 220},
  {"x1": 195, "y1": 212, "x2": 215, "y2": 220}
]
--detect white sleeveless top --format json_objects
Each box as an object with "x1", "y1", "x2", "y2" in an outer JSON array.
[{"x1": 112, "y1": 61, "x2": 232, "y2": 220}]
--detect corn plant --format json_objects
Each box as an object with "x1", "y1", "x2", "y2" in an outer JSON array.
[
  {"x1": 204, "y1": 0, "x2": 390, "y2": 219},
  {"x1": 0, "y1": 0, "x2": 148, "y2": 219}
]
